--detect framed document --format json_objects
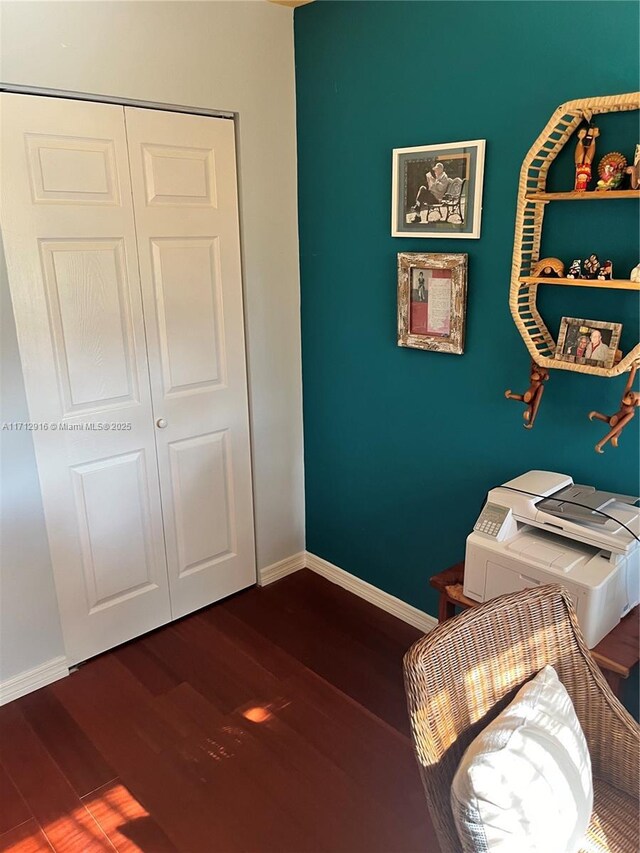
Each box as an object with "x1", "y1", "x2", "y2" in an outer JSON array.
[{"x1": 397, "y1": 252, "x2": 468, "y2": 355}]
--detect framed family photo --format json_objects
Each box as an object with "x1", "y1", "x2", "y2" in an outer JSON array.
[
  {"x1": 391, "y1": 140, "x2": 486, "y2": 238},
  {"x1": 555, "y1": 317, "x2": 622, "y2": 370},
  {"x1": 397, "y1": 252, "x2": 468, "y2": 355}
]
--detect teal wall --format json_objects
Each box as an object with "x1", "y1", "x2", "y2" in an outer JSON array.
[{"x1": 295, "y1": 1, "x2": 640, "y2": 625}]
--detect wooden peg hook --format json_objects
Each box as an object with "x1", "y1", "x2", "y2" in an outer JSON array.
[
  {"x1": 588, "y1": 364, "x2": 640, "y2": 453},
  {"x1": 505, "y1": 361, "x2": 550, "y2": 429}
]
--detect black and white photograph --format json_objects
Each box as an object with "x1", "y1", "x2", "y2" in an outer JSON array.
[
  {"x1": 392, "y1": 140, "x2": 485, "y2": 239},
  {"x1": 555, "y1": 317, "x2": 622, "y2": 369}
]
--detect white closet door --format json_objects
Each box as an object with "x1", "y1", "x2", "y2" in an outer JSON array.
[
  {"x1": 124, "y1": 107, "x2": 256, "y2": 618},
  {"x1": 0, "y1": 94, "x2": 172, "y2": 664}
]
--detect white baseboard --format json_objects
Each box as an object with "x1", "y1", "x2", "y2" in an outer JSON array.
[
  {"x1": 0, "y1": 555, "x2": 433, "y2": 706},
  {"x1": 305, "y1": 552, "x2": 437, "y2": 634},
  {"x1": 260, "y1": 549, "x2": 437, "y2": 633},
  {"x1": 0, "y1": 656, "x2": 68, "y2": 706},
  {"x1": 258, "y1": 551, "x2": 307, "y2": 586}
]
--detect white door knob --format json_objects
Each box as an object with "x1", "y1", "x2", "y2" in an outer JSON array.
[{"x1": 156, "y1": 418, "x2": 168, "y2": 429}]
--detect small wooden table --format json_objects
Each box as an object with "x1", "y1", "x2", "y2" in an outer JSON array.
[{"x1": 430, "y1": 562, "x2": 639, "y2": 699}]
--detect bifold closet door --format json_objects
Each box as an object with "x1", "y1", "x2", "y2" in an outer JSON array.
[
  {"x1": 0, "y1": 94, "x2": 172, "y2": 664},
  {"x1": 124, "y1": 107, "x2": 256, "y2": 618}
]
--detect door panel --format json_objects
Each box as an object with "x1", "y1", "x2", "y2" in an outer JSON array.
[
  {"x1": 168, "y1": 430, "x2": 234, "y2": 577},
  {"x1": 71, "y1": 450, "x2": 158, "y2": 610},
  {"x1": 142, "y1": 144, "x2": 216, "y2": 207},
  {"x1": 25, "y1": 133, "x2": 120, "y2": 204},
  {"x1": 1, "y1": 94, "x2": 172, "y2": 664},
  {"x1": 40, "y1": 239, "x2": 138, "y2": 412},
  {"x1": 125, "y1": 107, "x2": 256, "y2": 618},
  {"x1": 150, "y1": 237, "x2": 224, "y2": 392}
]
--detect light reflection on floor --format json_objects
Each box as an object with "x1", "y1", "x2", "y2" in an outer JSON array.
[
  {"x1": 242, "y1": 705, "x2": 274, "y2": 724},
  {"x1": 2, "y1": 698, "x2": 296, "y2": 852},
  {"x1": 1, "y1": 781, "x2": 152, "y2": 853}
]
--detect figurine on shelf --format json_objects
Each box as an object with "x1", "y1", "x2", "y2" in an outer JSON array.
[
  {"x1": 582, "y1": 254, "x2": 600, "y2": 279},
  {"x1": 630, "y1": 263, "x2": 640, "y2": 283},
  {"x1": 589, "y1": 364, "x2": 640, "y2": 453},
  {"x1": 574, "y1": 165, "x2": 591, "y2": 192},
  {"x1": 574, "y1": 125, "x2": 599, "y2": 191},
  {"x1": 531, "y1": 257, "x2": 564, "y2": 278},
  {"x1": 625, "y1": 144, "x2": 640, "y2": 190},
  {"x1": 597, "y1": 260, "x2": 613, "y2": 281},
  {"x1": 566, "y1": 260, "x2": 582, "y2": 279},
  {"x1": 595, "y1": 152, "x2": 627, "y2": 191}
]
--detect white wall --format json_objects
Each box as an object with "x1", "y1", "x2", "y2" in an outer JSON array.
[{"x1": 0, "y1": 0, "x2": 305, "y2": 681}]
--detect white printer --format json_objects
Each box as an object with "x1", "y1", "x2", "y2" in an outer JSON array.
[{"x1": 464, "y1": 471, "x2": 640, "y2": 648}]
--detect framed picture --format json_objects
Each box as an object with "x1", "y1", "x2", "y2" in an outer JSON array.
[
  {"x1": 555, "y1": 317, "x2": 622, "y2": 369},
  {"x1": 397, "y1": 252, "x2": 468, "y2": 354},
  {"x1": 391, "y1": 140, "x2": 486, "y2": 239}
]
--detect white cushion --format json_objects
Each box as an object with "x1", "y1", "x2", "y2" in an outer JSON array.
[{"x1": 450, "y1": 665, "x2": 593, "y2": 853}]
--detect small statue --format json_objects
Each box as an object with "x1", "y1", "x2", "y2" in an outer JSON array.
[
  {"x1": 597, "y1": 260, "x2": 613, "y2": 281},
  {"x1": 582, "y1": 254, "x2": 600, "y2": 279},
  {"x1": 596, "y1": 152, "x2": 627, "y2": 191},
  {"x1": 566, "y1": 260, "x2": 582, "y2": 279},
  {"x1": 574, "y1": 164, "x2": 591, "y2": 192},
  {"x1": 531, "y1": 257, "x2": 564, "y2": 278},
  {"x1": 589, "y1": 364, "x2": 640, "y2": 453},
  {"x1": 626, "y1": 144, "x2": 640, "y2": 190},
  {"x1": 505, "y1": 361, "x2": 550, "y2": 430},
  {"x1": 630, "y1": 263, "x2": 640, "y2": 283},
  {"x1": 574, "y1": 125, "x2": 599, "y2": 191}
]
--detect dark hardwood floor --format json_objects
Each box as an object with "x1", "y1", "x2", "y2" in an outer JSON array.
[{"x1": 0, "y1": 569, "x2": 437, "y2": 852}]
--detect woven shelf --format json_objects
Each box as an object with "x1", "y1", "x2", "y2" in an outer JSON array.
[
  {"x1": 519, "y1": 277, "x2": 639, "y2": 291},
  {"x1": 526, "y1": 189, "x2": 640, "y2": 202},
  {"x1": 509, "y1": 91, "x2": 640, "y2": 379},
  {"x1": 532, "y1": 351, "x2": 639, "y2": 379}
]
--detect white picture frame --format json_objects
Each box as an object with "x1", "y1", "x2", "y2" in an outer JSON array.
[{"x1": 391, "y1": 139, "x2": 486, "y2": 239}]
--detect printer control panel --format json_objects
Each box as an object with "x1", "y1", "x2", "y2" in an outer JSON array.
[{"x1": 474, "y1": 502, "x2": 511, "y2": 538}]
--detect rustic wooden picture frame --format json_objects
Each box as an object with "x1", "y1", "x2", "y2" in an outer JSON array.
[
  {"x1": 555, "y1": 317, "x2": 622, "y2": 370},
  {"x1": 397, "y1": 252, "x2": 468, "y2": 354}
]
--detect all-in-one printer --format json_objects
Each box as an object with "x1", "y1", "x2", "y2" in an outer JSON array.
[{"x1": 464, "y1": 471, "x2": 640, "y2": 648}]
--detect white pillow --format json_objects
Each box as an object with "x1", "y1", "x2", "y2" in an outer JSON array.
[{"x1": 450, "y1": 665, "x2": 592, "y2": 853}]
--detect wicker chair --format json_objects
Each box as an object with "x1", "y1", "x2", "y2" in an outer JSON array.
[{"x1": 404, "y1": 585, "x2": 639, "y2": 853}]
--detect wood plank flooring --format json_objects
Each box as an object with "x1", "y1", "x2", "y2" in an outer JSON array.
[{"x1": 0, "y1": 570, "x2": 437, "y2": 852}]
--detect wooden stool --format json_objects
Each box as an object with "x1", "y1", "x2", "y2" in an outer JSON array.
[{"x1": 430, "y1": 562, "x2": 639, "y2": 700}]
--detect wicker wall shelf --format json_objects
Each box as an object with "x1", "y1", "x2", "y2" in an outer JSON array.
[
  {"x1": 524, "y1": 352, "x2": 638, "y2": 380},
  {"x1": 519, "y1": 277, "x2": 639, "y2": 291},
  {"x1": 506, "y1": 93, "x2": 640, "y2": 442},
  {"x1": 510, "y1": 92, "x2": 640, "y2": 380},
  {"x1": 526, "y1": 189, "x2": 640, "y2": 202}
]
